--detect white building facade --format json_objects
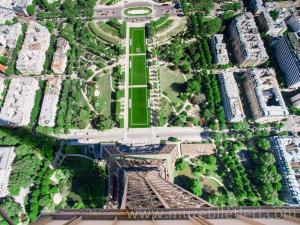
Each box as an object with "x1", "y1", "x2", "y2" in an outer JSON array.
[
  {"x1": 243, "y1": 69, "x2": 289, "y2": 123},
  {"x1": 209, "y1": 34, "x2": 230, "y2": 66},
  {"x1": 0, "y1": 146, "x2": 15, "y2": 197},
  {"x1": 219, "y1": 71, "x2": 245, "y2": 122},
  {"x1": 38, "y1": 78, "x2": 62, "y2": 127},
  {"x1": 16, "y1": 21, "x2": 50, "y2": 75},
  {"x1": 228, "y1": 12, "x2": 269, "y2": 67},
  {"x1": 0, "y1": 77, "x2": 39, "y2": 127},
  {"x1": 270, "y1": 136, "x2": 300, "y2": 205}
]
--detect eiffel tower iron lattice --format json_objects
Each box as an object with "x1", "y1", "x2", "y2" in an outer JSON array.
[{"x1": 103, "y1": 145, "x2": 212, "y2": 209}]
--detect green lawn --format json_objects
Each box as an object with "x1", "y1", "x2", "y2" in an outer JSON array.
[
  {"x1": 160, "y1": 66, "x2": 186, "y2": 108},
  {"x1": 130, "y1": 27, "x2": 146, "y2": 54},
  {"x1": 129, "y1": 55, "x2": 148, "y2": 85},
  {"x1": 95, "y1": 71, "x2": 112, "y2": 117},
  {"x1": 129, "y1": 87, "x2": 150, "y2": 128}
]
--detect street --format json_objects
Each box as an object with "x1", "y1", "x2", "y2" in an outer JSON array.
[{"x1": 57, "y1": 127, "x2": 209, "y2": 144}]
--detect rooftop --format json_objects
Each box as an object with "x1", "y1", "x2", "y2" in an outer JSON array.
[
  {"x1": 231, "y1": 12, "x2": 268, "y2": 62},
  {"x1": 210, "y1": 34, "x2": 230, "y2": 65},
  {"x1": 288, "y1": 32, "x2": 300, "y2": 58},
  {"x1": 219, "y1": 71, "x2": 245, "y2": 122},
  {"x1": 0, "y1": 77, "x2": 39, "y2": 127},
  {"x1": 244, "y1": 68, "x2": 289, "y2": 120},
  {"x1": 271, "y1": 136, "x2": 300, "y2": 204},
  {"x1": 16, "y1": 21, "x2": 50, "y2": 75},
  {"x1": 0, "y1": 0, "x2": 33, "y2": 10},
  {"x1": 51, "y1": 37, "x2": 70, "y2": 74},
  {"x1": 0, "y1": 7, "x2": 15, "y2": 25},
  {"x1": 38, "y1": 78, "x2": 62, "y2": 127},
  {"x1": 0, "y1": 22, "x2": 22, "y2": 49},
  {"x1": 0, "y1": 146, "x2": 15, "y2": 197}
]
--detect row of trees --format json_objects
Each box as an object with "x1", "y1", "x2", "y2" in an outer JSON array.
[
  {"x1": 5, "y1": 23, "x2": 27, "y2": 76},
  {"x1": 248, "y1": 138, "x2": 282, "y2": 204},
  {"x1": 28, "y1": 81, "x2": 46, "y2": 129},
  {"x1": 25, "y1": 161, "x2": 57, "y2": 221},
  {"x1": 211, "y1": 121, "x2": 285, "y2": 206},
  {"x1": 43, "y1": 34, "x2": 57, "y2": 74},
  {"x1": 8, "y1": 145, "x2": 42, "y2": 196},
  {"x1": 217, "y1": 141, "x2": 258, "y2": 205},
  {"x1": 185, "y1": 39, "x2": 225, "y2": 129},
  {"x1": 55, "y1": 79, "x2": 91, "y2": 133}
]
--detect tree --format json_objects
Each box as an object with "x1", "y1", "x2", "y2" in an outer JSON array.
[
  {"x1": 186, "y1": 79, "x2": 201, "y2": 95},
  {"x1": 0, "y1": 55, "x2": 8, "y2": 65},
  {"x1": 26, "y1": 5, "x2": 36, "y2": 15},
  {"x1": 206, "y1": 17, "x2": 222, "y2": 35},
  {"x1": 180, "y1": 60, "x2": 191, "y2": 74},
  {"x1": 175, "y1": 158, "x2": 188, "y2": 171},
  {"x1": 0, "y1": 197, "x2": 22, "y2": 224},
  {"x1": 191, "y1": 93, "x2": 206, "y2": 105},
  {"x1": 256, "y1": 138, "x2": 270, "y2": 150},
  {"x1": 93, "y1": 115, "x2": 115, "y2": 131},
  {"x1": 192, "y1": 179, "x2": 202, "y2": 196},
  {"x1": 45, "y1": 21, "x2": 55, "y2": 33}
]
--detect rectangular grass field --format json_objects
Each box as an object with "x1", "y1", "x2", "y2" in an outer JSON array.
[
  {"x1": 129, "y1": 87, "x2": 150, "y2": 128},
  {"x1": 130, "y1": 27, "x2": 146, "y2": 54},
  {"x1": 129, "y1": 55, "x2": 148, "y2": 85}
]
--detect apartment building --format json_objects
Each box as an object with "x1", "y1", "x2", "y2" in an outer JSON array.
[
  {"x1": 270, "y1": 136, "x2": 300, "y2": 205},
  {"x1": 257, "y1": 10, "x2": 287, "y2": 36},
  {"x1": 0, "y1": 8, "x2": 15, "y2": 25},
  {"x1": 286, "y1": 11, "x2": 300, "y2": 33},
  {"x1": 209, "y1": 34, "x2": 230, "y2": 66},
  {"x1": 243, "y1": 69, "x2": 289, "y2": 123},
  {"x1": 228, "y1": 12, "x2": 269, "y2": 67},
  {"x1": 0, "y1": 0, "x2": 33, "y2": 13},
  {"x1": 51, "y1": 37, "x2": 70, "y2": 74},
  {"x1": 219, "y1": 71, "x2": 245, "y2": 122},
  {"x1": 0, "y1": 147, "x2": 15, "y2": 197},
  {"x1": 291, "y1": 93, "x2": 300, "y2": 109},
  {"x1": 16, "y1": 21, "x2": 50, "y2": 75},
  {"x1": 0, "y1": 23, "x2": 22, "y2": 51},
  {"x1": 38, "y1": 78, "x2": 62, "y2": 127},
  {"x1": 272, "y1": 33, "x2": 300, "y2": 88},
  {"x1": 0, "y1": 77, "x2": 39, "y2": 127}
]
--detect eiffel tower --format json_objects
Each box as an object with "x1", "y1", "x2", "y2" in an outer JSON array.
[
  {"x1": 4, "y1": 144, "x2": 299, "y2": 225},
  {"x1": 103, "y1": 145, "x2": 212, "y2": 209}
]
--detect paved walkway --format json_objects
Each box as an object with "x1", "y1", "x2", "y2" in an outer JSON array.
[
  {"x1": 123, "y1": 24, "x2": 130, "y2": 139},
  {"x1": 129, "y1": 84, "x2": 148, "y2": 88}
]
